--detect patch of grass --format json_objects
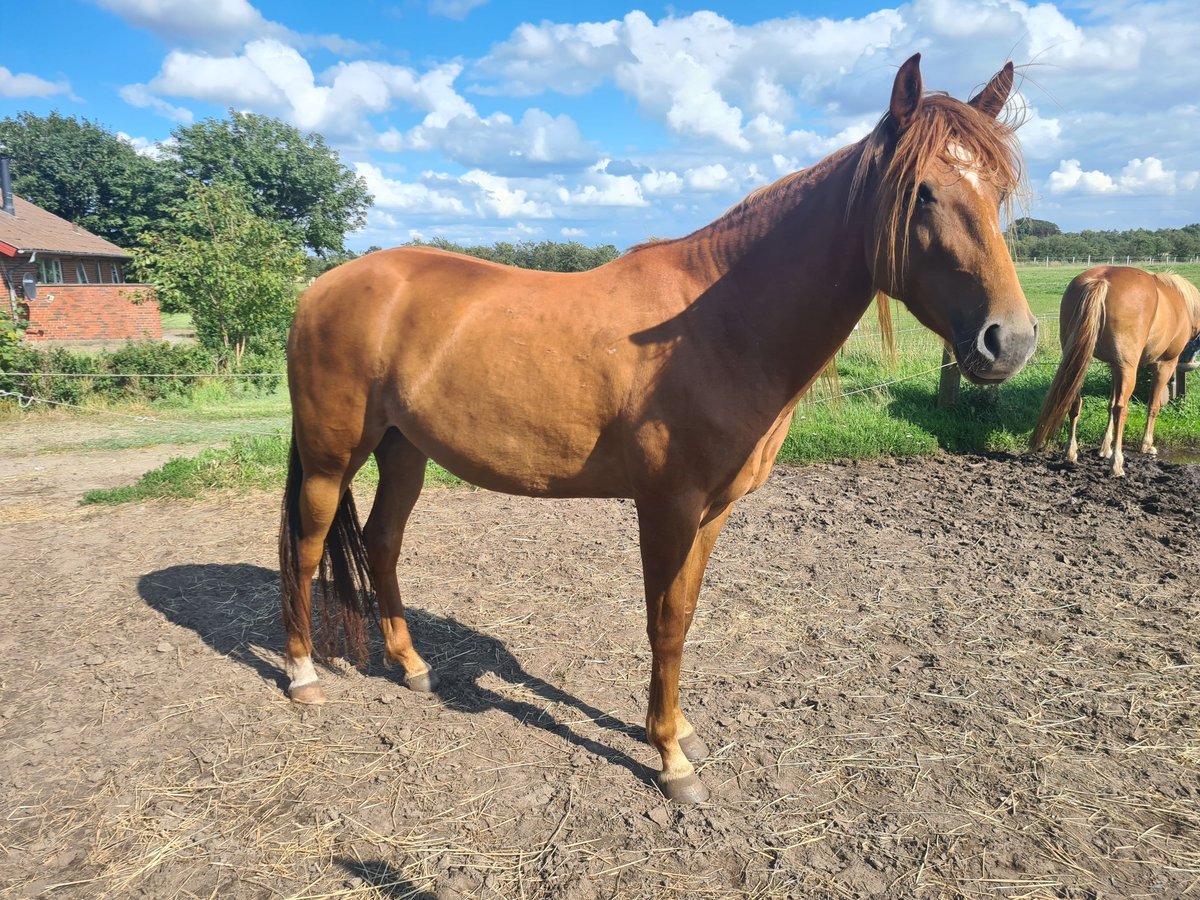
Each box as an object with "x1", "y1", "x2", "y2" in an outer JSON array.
[
  {"x1": 37, "y1": 384, "x2": 291, "y2": 453},
  {"x1": 82, "y1": 432, "x2": 463, "y2": 504},
  {"x1": 160, "y1": 311, "x2": 194, "y2": 331},
  {"x1": 780, "y1": 344, "x2": 1200, "y2": 464}
]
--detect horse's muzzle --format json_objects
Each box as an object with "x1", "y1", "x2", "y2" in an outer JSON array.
[{"x1": 956, "y1": 314, "x2": 1038, "y2": 384}]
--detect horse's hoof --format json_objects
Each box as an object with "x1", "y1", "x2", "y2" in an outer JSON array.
[
  {"x1": 405, "y1": 669, "x2": 439, "y2": 693},
  {"x1": 289, "y1": 683, "x2": 327, "y2": 705},
  {"x1": 657, "y1": 772, "x2": 710, "y2": 804},
  {"x1": 678, "y1": 732, "x2": 710, "y2": 762},
  {"x1": 1144, "y1": 446, "x2": 1158, "y2": 456}
]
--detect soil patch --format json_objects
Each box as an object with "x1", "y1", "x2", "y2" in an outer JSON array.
[{"x1": 1, "y1": 433, "x2": 1198, "y2": 898}]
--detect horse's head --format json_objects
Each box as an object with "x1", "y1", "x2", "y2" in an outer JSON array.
[{"x1": 858, "y1": 54, "x2": 1037, "y2": 384}]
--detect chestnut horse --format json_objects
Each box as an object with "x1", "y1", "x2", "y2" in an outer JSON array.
[
  {"x1": 1030, "y1": 266, "x2": 1200, "y2": 477},
  {"x1": 279, "y1": 54, "x2": 1036, "y2": 803}
]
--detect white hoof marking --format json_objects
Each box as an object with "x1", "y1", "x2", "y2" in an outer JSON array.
[{"x1": 287, "y1": 655, "x2": 319, "y2": 690}]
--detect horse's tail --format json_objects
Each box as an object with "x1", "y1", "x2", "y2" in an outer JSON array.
[
  {"x1": 1029, "y1": 277, "x2": 1108, "y2": 450},
  {"x1": 279, "y1": 438, "x2": 376, "y2": 665}
]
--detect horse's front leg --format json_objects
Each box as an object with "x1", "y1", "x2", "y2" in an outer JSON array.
[
  {"x1": 1140, "y1": 360, "x2": 1176, "y2": 456},
  {"x1": 636, "y1": 498, "x2": 732, "y2": 803}
]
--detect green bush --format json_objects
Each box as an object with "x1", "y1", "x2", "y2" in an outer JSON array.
[{"x1": 0, "y1": 340, "x2": 284, "y2": 406}]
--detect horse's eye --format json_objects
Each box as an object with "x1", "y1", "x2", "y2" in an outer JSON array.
[{"x1": 917, "y1": 182, "x2": 935, "y2": 205}]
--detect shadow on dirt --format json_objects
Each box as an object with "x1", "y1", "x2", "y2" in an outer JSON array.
[
  {"x1": 334, "y1": 858, "x2": 438, "y2": 899},
  {"x1": 138, "y1": 563, "x2": 654, "y2": 786}
]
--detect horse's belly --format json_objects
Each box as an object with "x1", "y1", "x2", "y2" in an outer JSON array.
[{"x1": 394, "y1": 400, "x2": 630, "y2": 499}]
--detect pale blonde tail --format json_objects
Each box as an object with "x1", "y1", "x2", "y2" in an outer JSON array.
[{"x1": 1029, "y1": 277, "x2": 1108, "y2": 450}]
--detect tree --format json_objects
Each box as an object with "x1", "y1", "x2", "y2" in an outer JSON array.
[
  {"x1": 137, "y1": 181, "x2": 305, "y2": 367},
  {"x1": 0, "y1": 111, "x2": 176, "y2": 248},
  {"x1": 405, "y1": 238, "x2": 619, "y2": 272},
  {"x1": 169, "y1": 111, "x2": 372, "y2": 257},
  {"x1": 1008, "y1": 217, "x2": 1060, "y2": 238}
]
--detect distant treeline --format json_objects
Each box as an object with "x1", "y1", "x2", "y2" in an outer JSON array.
[
  {"x1": 1006, "y1": 218, "x2": 1200, "y2": 262},
  {"x1": 307, "y1": 223, "x2": 1200, "y2": 279},
  {"x1": 306, "y1": 238, "x2": 621, "y2": 278}
]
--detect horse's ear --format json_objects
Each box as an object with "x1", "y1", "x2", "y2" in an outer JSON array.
[
  {"x1": 968, "y1": 62, "x2": 1014, "y2": 119},
  {"x1": 889, "y1": 53, "x2": 923, "y2": 132}
]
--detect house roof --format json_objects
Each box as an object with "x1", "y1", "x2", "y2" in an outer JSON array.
[{"x1": 0, "y1": 195, "x2": 131, "y2": 259}]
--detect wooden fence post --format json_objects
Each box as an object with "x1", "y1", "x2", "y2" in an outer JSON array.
[{"x1": 938, "y1": 344, "x2": 960, "y2": 408}]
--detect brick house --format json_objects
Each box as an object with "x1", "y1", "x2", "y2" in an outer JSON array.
[{"x1": 0, "y1": 157, "x2": 160, "y2": 343}]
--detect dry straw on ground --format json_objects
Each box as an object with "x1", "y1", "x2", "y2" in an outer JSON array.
[{"x1": 2, "y1": 438, "x2": 1199, "y2": 898}]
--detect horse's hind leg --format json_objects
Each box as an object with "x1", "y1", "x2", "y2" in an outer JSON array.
[
  {"x1": 1140, "y1": 360, "x2": 1176, "y2": 456},
  {"x1": 1098, "y1": 369, "x2": 1118, "y2": 460},
  {"x1": 1065, "y1": 391, "x2": 1084, "y2": 463},
  {"x1": 1107, "y1": 363, "x2": 1136, "y2": 477},
  {"x1": 364, "y1": 428, "x2": 437, "y2": 692},
  {"x1": 283, "y1": 465, "x2": 351, "y2": 704}
]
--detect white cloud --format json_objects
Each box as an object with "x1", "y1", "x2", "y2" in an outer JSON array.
[
  {"x1": 685, "y1": 164, "x2": 732, "y2": 192},
  {"x1": 1048, "y1": 160, "x2": 1117, "y2": 195},
  {"x1": 428, "y1": 0, "x2": 488, "y2": 20},
  {"x1": 556, "y1": 162, "x2": 648, "y2": 207},
  {"x1": 1010, "y1": 95, "x2": 1062, "y2": 161},
  {"x1": 402, "y1": 107, "x2": 595, "y2": 173},
  {"x1": 477, "y1": 9, "x2": 906, "y2": 150},
  {"x1": 0, "y1": 66, "x2": 73, "y2": 99},
  {"x1": 560, "y1": 226, "x2": 586, "y2": 237},
  {"x1": 116, "y1": 131, "x2": 170, "y2": 159},
  {"x1": 95, "y1": 0, "x2": 366, "y2": 54},
  {"x1": 1118, "y1": 157, "x2": 1175, "y2": 193},
  {"x1": 136, "y1": 40, "x2": 470, "y2": 136},
  {"x1": 461, "y1": 170, "x2": 552, "y2": 218},
  {"x1": 1048, "y1": 156, "x2": 1198, "y2": 197},
  {"x1": 639, "y1": 169, "x2": 683, "y2": 197},
  {"x1": 96, "y1": 0, "x2": 275, "y2": 46},
  {"x1": 355, "y1": 163, "x2": 467, "y2": 215},
  {"x1": 119, "y1": 83, "x2": 194, "y2": 124},
  {"x1": 133, "y1": 41, "x2": 594, "y2": 172}
]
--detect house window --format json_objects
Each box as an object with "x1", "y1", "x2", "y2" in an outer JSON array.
[
  {"x1": 110, "y1": 263, "x2": 124, "y2": 283},
  {"x1": 76, "y1": 261, "x2": 93, "y2": 284},
  {"x1": 37, "y1": 258, "x2": 64, "y2": 284}
]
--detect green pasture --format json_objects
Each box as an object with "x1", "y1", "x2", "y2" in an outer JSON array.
[{"x1": 65, "y1": 262, "x2": 1200, "y2": 502}]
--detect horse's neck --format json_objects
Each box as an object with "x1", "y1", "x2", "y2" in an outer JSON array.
[{"x1": 676, "y1": 145, "x2": 877, "y2": 400}]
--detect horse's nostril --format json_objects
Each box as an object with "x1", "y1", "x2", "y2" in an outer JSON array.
[{"x1": 982, "y1": 323, "x2": 1002, "y2": 359}]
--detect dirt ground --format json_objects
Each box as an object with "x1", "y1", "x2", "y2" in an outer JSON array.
[{"x1": 2, "y1": 414, "x2": 1199, "y2": 899}]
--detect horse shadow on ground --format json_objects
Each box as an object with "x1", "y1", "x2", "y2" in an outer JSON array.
[
  {"x1": 137, "y1": 563, "x2": 653, "y2": 786},
  {"x1": 333, "y1": 858, "x2": 437, "y2": 899}
]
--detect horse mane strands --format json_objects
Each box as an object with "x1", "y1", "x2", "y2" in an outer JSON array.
[{"x1": 1156, "y1": 272, "x2": 1200, "y2": 324}]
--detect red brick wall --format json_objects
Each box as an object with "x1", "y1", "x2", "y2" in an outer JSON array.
[{"x1": 22, "y1": 284, "x2": 162, "y2": 342}]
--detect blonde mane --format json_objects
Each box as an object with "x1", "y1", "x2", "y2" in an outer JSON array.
[{"x1": 1155, "y1": 272, "x2": 1200, "y2": 323}]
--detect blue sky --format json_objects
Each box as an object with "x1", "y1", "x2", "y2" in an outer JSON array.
[{"x1": 3, "y1": 0, "x2": 1198, "y2": 252}]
